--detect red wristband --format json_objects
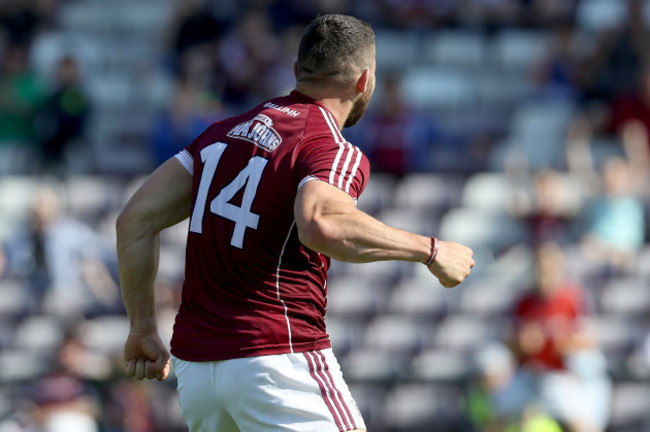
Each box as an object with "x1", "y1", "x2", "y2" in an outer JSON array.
[{"x1": 424, "y1": 237, "x2": 439, "y2": 267}]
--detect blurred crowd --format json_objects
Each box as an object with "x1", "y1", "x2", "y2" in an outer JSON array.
[{"x1": 1, "y1": 0, "x2": 650, "y2": 431}]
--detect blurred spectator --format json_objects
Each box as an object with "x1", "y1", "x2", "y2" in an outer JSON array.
[
  {"x1": 531, "y1": 23, "x2": 584, "y2": 102},
  {"x1": 0, "y1": 0, "x2": 42, "y2": 47},
  {"x1": 28, "y1": 374, "x2": 100, "y2": 432},
  {"x1": 465, "y1": 342, "x2": 564, "y2": 432},
  {"x1": 510, "y1": 168, "x2": 582, "y2": 245},
  {"x1": 165, "y1": 0, "x2": 225, "y2": 78},
  {"x1": 3, "y1": 185, "x2": 120, "y2": 316},
  {"x1": 217, "y1": 11, "x2": 278, "y2": 108},
  {"x1": 347, "y1": 76, "x2": 433, "y2": 175},
  {"x1": 0, "y1": 44, "x2": 46, "y2": 173},
  {"x1": 37, "y1": 55, "x2": 90, "y2": 174},
  {"x1": 508, "y1": 241, "x2": 610, "y2": 432},
  {"x1": 150, "y1": 78, "x2": 227, "y2": 166},
  {"x1": 581, "y1": 0, "x2": 650, "y2": 102},
  {"x1": 376, "y1": 0, "x2": 461, "y2": 28},
  {"x1": 579, "y1": 156, "x2": 646, "y2": 274}
]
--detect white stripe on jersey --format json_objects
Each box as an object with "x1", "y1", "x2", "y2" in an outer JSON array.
[
  {"x1": 276, "y1": 221, "x2": 296, "y2": 353},
  {"x1": 337, "y1": 143, "x2": 355, "y2": 189},
  {"x1": 344, "y1": 147, "x2": 362, "y2": 194},
  {"x1": 318, "y1": 107, "x2": 346, "y2": 186}
]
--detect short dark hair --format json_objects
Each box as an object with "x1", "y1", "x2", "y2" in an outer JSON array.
[{"x1": 296, "y1": 14, "x2": 375, "y2": 88}]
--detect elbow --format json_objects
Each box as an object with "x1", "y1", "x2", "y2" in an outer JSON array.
[
  {"x1": 115, "y1": 205, "x2": 150, "y2": 242},
  {"x1": 296, "y1": 214, "x2": 338, "y2": 255}
]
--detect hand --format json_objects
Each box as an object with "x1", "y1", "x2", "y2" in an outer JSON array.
[
  {"x1": 124, "y1": 330, "x2": 170, "y2": 381},
  {"x1": 427, "y1": 240, "x2": 474, "y2": 288}
]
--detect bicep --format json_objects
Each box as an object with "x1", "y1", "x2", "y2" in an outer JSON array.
[
  {"x1": 121, "y1": 157, "x2": 193, "y2": 233},
  {"x1": 294, "y1": 179, "x2": 357, "y2": 246},
  {"x1": 294, "y1": 179, "x2": 356, "y2": 223}
]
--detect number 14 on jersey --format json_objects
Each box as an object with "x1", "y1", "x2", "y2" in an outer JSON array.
[{"x1": 189, "y1": 142, "x2": 268, "y2": 249}]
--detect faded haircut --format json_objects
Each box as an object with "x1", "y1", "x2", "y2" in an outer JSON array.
[{"x1": 296, "y1": 14, "x2": 375, "y2": 88}]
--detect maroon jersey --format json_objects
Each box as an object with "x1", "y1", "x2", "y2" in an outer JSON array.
[{"x1": 170, "y1": 91, "x2": 370, "y2": 361}]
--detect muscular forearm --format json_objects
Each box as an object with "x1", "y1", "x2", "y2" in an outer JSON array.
[
  {"x1": 116, "y1": 158, "x2": 192, "y2": 332},
  {"x1": 295, "y1": 180, "x2": 474, "y2": 288},
  {"x1": 117, "y1": 215, "x2": 161, "y2": 332},
  {"x1": 299, "y1": 203, "x2": 431, "y2": 264}
]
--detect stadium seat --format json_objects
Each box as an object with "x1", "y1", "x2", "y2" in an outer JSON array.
[
  {"x1": 438, "y1": 206, "x2": 528, "y2": 253},
  {"x1": 0, "y1": 280, "x2": 32, "y2": 319},
  {"x1": 325, "y1": 316, "x2": 365, "y2": 355},
  {"x1": 458, "y1": 279, "x2": 520, "y2": 317},
  {"x1": 375, "y1": 207, "x2": 438, "y2": 239},
  {"x1": 0, "y1": 350, "x2": 48, "y2": 383},
  {"x1": 460, "y1": 171, "x2": 514, "y2": 213},
  {"x1": 392, "y1": 173, "x2": 463, "y2": 212},
  {"x1": 0, "y1": 176, "x2": 39, "y2": 223},
  {"x1": 326, "y1": 275, "x2": 390, "y2": 318},
  {"x1": 422, "y1": 30, "x2": 486, "y2": 68},
  {"x1": 347, "y1": 384, "x2": 389, "y2": 431},
  {"x1": 388, "y1": 276, "x2": 451, "y2": 317},
  {"x1": 78, "y1": 315, "x2": 130, "y2": 355},
  {"x1": 489, "y1": 29, "x2": 550, "y2": 71},
  {"x1": 65, "y1": 176, "x2": 121, "y2": 220},
  {"x1": 374, "y1": 30, "x2": 420, "y2": 72},
  {"x1": 363, "y1": 314, "x2": 431, "y2": 353},
  {"x1": 491, "y1": 100, "x2": 576, "y2": 171},
  {"x1": 433, "y1": 314, "x2": 500, "y2": 352},
  {"x1": 14, "y1": 315, "x2": 65, "y2": 355},
  {"x1": 599, "y1": 277, "x2": 650, "y2": 317},
  {"x1": 475, "y1": 69, "x2": 533, "y2": 107},
  {"x1": 382, "y1": 383, "x2": 463, "y2": 430},
  {"x1": 409, "y1": 348, "x2": 470, "y2": 382},
  {"x1": 356, "y1": 173, "x2": 397, "y2": 216},
  {"x1": 608, "y1": 382, "x2": 650, "y2": 430},
  {"x1": 400, "y1": 66, "x2": 477, "y2": 111},
  {"x1": 341, "y1": 347, "x2": 407, "y2": 383},
  {"x1": 576, "y1": 0, "x2": 628, "y2": 31}
]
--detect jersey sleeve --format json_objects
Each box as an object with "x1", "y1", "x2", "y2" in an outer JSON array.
[
  {"x1": 295, "y1": 137, "x2": 371, "y2": 200},
  {"x1": 174, "y1": 123, "x2": 219, "y2": 175}
]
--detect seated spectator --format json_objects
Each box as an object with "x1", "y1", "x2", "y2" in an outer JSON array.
[
  {"x1": 4, "y1": 185, "x2": 120, "y2": 316},
  {"x1": 347, "y1": 76, "x2": 433, "y2": 175},
  {"x1": 0, "y1": 43, "x2": 46, "y2": 173},
  {"x1": 150, "y1": 78, "x2": 226, "y2": 166},
  {"x1": 38, "y1": 55, "x2": 90, "y2": 174},
  {"x1": 509, "y1": 241, "x2": 611, "y2": 432},
  {"x1": 579, "y1": 156, "x2": 646, "y2": 274},
  {"x1": 510, "y1": 169, "x2": 582, "y2": 245},
  {"x1": 465, "y1": 342, "x2": 563, "y2": 432}
]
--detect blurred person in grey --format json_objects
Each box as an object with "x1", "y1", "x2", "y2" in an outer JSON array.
[{"x1": 4, "y1": 185, "x2": 119, "y2": 316}]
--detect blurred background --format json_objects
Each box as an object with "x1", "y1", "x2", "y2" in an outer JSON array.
[{"x1": 1, "y1": 0, "x2": 650, "y2": 431}]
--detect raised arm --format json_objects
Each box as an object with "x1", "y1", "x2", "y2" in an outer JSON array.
[
  {"x1": 116, "y1": 157, "x2": 193, "y2": 380},
  {"x1": 294, "y1": 179, "x2": 474, "y2": 288}
]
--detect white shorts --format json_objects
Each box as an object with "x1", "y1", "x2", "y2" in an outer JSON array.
[{"x1": 171, "y1": 348, "x2": 366, "y2": 432}]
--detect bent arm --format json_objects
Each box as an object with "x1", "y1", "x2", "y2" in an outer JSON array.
[
  {"x1": 294, "y1": 179, "x2": 432, "y2": 263},
  {"x1": 116, "y1": 157, "x2": 193, "y2": 332},
  {"x1": 294, "y1": 180, "x2": 474, "y2": 287}
]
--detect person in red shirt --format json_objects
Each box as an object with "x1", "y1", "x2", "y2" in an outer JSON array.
[
  {"x1": 514, "y1": 242, "x2": 588, "y2": 372},
  {"x1": 116, "y1": 14, "x2": 474, "y2": 432},
  {"x1": 510, "y1": 241, "x2": 610, "y2": 432}
]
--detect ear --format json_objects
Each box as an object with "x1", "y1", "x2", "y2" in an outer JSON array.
[
  {"x1": 355, "y1": 68, "x2": 370, "y2": 94},
  {"x1": 293, "y1": 62, "x2": 298, "y2": 79}
]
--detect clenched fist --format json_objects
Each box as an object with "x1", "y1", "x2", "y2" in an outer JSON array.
[
  {"x1": 427, "y1": 240, "x2": 475, "y2": 288},
  {"x1": 124, "y1": 331, "x2": 170, "y2": 381}
]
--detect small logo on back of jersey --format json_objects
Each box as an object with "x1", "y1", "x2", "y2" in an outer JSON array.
[{"x1": 227, "y1": 114, "x2": 282, "y2": 152}]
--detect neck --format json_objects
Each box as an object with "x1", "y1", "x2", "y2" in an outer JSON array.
[{"x1": 294, "y1": 83, "x2": 353, "y2": 131}]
